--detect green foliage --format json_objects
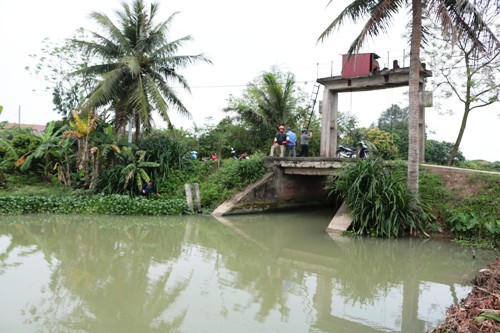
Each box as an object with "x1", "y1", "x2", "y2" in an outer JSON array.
[
  {"x1": 0, "y1": 127, "x2": 37, "y2": 172},
  {"x1": 14, "y1": 122, "x2": 65, "y2": 180},
  {"x1": 140, "y1": 132, "x2": 189, "y2": 177},
  {"x1": 26, "y1": 31, "x2": 95, "y2": 119},
  {"x1": 475, "y1": 312, "x2": 500, "y2": 324},
  {"x1": 377, "y1": 104, "x2": 409, "y2": 159},
  {"x1": 330, "y1": 159, "x2": 432, "y2": 237},
  {"x1": 198, "y1": 155, "x2": 266, "y2": 208},
  {"x1": 457, "y1": 160, "x2": 500, "y2": 172},
  {"x1": 0, "y1": 169, "x2": 6, "y2": 189},
  {"x1": 420, "y1": 170, "x2": 500, "y2": 248},
  {"x1": 425, "y1": 139, "x2": 465, "y2": 165},
  {"x1": 365, "y1": 128, "x2": 398, "y2": 159},
  {"x1": 446, "y1": 211, "x2": 499, "y2": 249},
  {"x1": 337, "y1": 111, "x2": 364, "y2": 147},
  {"x1": 0, "y1": 195, "x2": 187, "y2": 215}
]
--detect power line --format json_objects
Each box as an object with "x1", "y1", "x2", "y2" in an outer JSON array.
[{"x1": 182, "y1": 79, "x2": 317, "y2": 89}]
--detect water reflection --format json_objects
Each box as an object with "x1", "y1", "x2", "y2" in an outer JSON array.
[{"x1": 0, "y1": 212, "x2": 495, "y2": 333}]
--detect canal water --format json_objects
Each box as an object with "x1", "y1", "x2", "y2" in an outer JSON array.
[{"x1": 0, "y1": 210, "x2": 496, "y2": 333}]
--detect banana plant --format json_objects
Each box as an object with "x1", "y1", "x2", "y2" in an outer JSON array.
[
  {"x1": 120, "y1": 146, "x2": 160, "y2": 194},
  {"x1": 15, "y1": 121, "x2": 63, "y2": 181},
  {"x1": 62, "y1": 109, "x2": 99, "y2": 172}
]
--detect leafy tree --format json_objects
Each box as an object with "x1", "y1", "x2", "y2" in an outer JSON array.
[
  {"x1": 72, "y1": 0, "x2": 211, "y2": 142},
  {"x1": 337, "y1": 111, "x2": 364, "y2": 147},
  {"x1": 425, "y1": 139, "x2": 465, "y2": 165},
  {"x1": 226, "y1": 68, "x2": 298, "y2": 126},
  {"x1": 423, "y1": 3, "x2": 500, "y2": 166},
  {"x1": 26, "y1": 31, "x2": 96, "y2": 120},
  {"x1": 366, "y1": 128, "x2": 399, "y2": 159},
  {"x1": 318, "y1": 0, "x2": 499, "y2": 196},
  {"x1": 140, "y1": 132, "x2": 189, "y2": 178},
  {"x1": 377, "y1": 104, "x2": 409, "y2": 159}
]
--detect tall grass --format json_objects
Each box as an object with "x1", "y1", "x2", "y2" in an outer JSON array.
[{"x1": 330, "y1": 159, "x2": 432, "y2": 237}]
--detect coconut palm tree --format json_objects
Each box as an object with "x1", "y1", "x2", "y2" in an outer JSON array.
[
  {"x1": 225, "y1": 69, "x2": 300, "y2": 130},
  {"x1": 73, "y1": 0, "x2": 211, "y2": 142},
  {"x1": 249, "y1": 71, "x2": 297, "y2": 127},
  {"x1": 318, "y1": 0, "x2": 499, "y2": 196}
]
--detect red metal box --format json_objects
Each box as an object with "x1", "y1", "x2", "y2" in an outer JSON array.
[{"x1": 341, "y1": 53, "x2": 379, "y2": 78}]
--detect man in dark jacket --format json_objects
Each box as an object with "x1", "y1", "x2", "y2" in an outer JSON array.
[{"x1": 270, "y1": 125, "x2": 286, "y2": 157}]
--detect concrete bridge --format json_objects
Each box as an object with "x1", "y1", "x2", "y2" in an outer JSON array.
[{"x1": 212, "y1": 157, "x2": 345, "y2": 218}]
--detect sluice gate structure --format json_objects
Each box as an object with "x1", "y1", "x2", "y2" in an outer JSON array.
[{"x1": 213, "y1": 55, "x2": 433, "y2": 233}]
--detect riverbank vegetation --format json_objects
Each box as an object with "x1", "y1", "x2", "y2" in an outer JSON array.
[
  {"x1": 329, "y1": 159, "x2": 499, "y2": 248},
  {"x1": 329, "y1": 159, "x2": 432, "y2": 238}
]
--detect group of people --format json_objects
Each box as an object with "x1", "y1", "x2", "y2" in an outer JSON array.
[{"x1": 270, "y1": 125, "x2": 312, "y2": 158}]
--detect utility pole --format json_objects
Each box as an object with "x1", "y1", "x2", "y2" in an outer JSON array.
[{"x1": 18, "y1": 105, "x2": 21, "y2": 126}]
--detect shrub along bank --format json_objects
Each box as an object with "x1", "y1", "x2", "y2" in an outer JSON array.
[
  {"x1": 0, "y1": 195, "x2": 188, "y2": 215},
  {"x1": 0, "y1": 155, "x2": 267, "y2": 216},
  {"x1": 330, "y1": 160, "x2": 499, "y2": 249},
  {"x1": 419, "y1": 168, "x2": 500, "y2": 249}
]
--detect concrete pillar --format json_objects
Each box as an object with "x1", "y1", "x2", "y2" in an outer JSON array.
[
  {"x1": 320, "y1": 89, "x2": 338, "y2": 157},
  {"x1": 193, "y1": 183, "x2": 202, "y2": 213},
  {"x1": 185, "y1": 184, "x2": 193, "y2": 212},
  {"x1": 419, "y1": 81, "x2": 425, "y2": 163}
]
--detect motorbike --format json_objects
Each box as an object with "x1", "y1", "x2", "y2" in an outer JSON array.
[
  {"x1": 336, "y1": 145, "x2": 357, "y2": 158},
  {"x1": 336, "y1": 142, "x2": 370, "y2": 159},
  {"x1": 230, "y1": 148, "x2": 250, "y2": 160},
  {"x1": 357, "y1": 141, "x2": 370, "y2": 158}
]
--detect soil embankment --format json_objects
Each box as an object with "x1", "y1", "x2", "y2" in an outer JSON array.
[{"x1": 429, "y1": 258, "x2": 500, "y2": 333}]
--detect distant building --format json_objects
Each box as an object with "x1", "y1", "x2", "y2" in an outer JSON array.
[{"x1": 4, "y1": 123, "x2": 46, "y2": 134}]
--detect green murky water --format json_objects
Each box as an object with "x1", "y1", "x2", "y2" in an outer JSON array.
[{"x1": 0, "y1": 211, "x2": 496, "y2": 333}]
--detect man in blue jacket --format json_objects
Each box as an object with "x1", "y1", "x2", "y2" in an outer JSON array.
[{"x1": 284, "y1": 127, "x2": 297, "y2": 158}]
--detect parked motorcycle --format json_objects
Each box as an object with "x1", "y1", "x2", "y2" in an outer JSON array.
[
  {"x1": 336, "y1": 142, "x2": 370, "y2": 159},
  {"x1": 336, "y1": 145, "x2": 357, "y2": 158},
  {"x1": 230, "y1": 148, "x2": 250, "y2": 160},
  {"x1": 357, "y1": 141, "x2": 370, "y2": 158}
]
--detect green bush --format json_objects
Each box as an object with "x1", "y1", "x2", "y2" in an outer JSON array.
[
  {"x1": 419, "y1": 170, "x2": 500, "y2": 248},
  {"x1": 0, "y1": 195, "x2": 188, "y2": 215},
  {"x1": 330, "y1": 159, "x2": 432, "y2": 237},
  {"x1": 199, "y1": 155, "x2": 266, "y2": 208}
]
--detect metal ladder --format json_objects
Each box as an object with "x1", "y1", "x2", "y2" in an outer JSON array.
[{"x1": 305, "y1": 81, "x2": 321, "y2": 130}]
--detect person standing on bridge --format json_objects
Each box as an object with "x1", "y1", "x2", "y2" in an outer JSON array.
[
  {"x1": 298, "y1": 127, "x2": 312, "y2": 157},
  {"x1": 270, "y1": 125, "x2": 286, "y2": 157},
  {"x1": 284, "y1": 127, "x2": 297, "y2": 158}
]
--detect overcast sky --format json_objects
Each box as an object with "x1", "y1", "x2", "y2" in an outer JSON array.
[{"x1": 1, "y1": 0, "x2": 498, "y2": 161}]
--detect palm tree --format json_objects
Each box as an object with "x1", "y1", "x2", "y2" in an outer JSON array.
[
  {"x1": 73, "y1": 0, "x2": 211, "y2": 142},
  {"x1": 318, "y1": 0, "x2": 499, "y2": 196},
  {"x1": 248, "y1": 71, "x2": 297, "y2": 127},
  {"x1": 225, "y1": 69, "x2": 300, "y2": 134}
]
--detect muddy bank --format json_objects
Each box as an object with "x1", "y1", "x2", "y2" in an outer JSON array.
[{"x1": 429, "y1": 257, "x2": 500, "y2": 333}]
